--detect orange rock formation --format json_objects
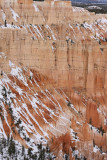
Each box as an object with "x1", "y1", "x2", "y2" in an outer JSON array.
[{"x1": 0, "y1": 0, "x2": 107, "y2": 159}]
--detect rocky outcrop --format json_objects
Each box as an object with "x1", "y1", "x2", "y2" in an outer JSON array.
[{"x1": 0, "y1": 0, "x2": 107, "y2": 159}]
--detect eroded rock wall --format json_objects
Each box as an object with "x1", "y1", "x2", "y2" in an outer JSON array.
[
  {"x1": 0, "y1": 1, "x2": 107, "y2": 159},
  {"x1": 0, "y1": 0, "x2": 106, "y2": 125},
  {"x1": 0, "y1": 24, "x2": 106, "y2": 98}
]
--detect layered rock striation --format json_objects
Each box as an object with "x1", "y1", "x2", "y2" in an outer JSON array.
[{"x1": 0, "y1": 0, "x2": 107, "y2": 159}]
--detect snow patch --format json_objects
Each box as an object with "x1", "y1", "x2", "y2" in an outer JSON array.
[
  {"x1": 93, "y1": 145, "x2": 100, "y2": 153},
  {"x1": 1, "y1": 10, "x2": 6, "y2": 22},
  {"x1": 0, "y1": 24, "x2": 20, "y2": 29},
  {"x1": 70, "y1": 128, "x2": 79, "y2": 142},
  {"x1": 87, "y1": 6, "x2": 102, "y2": 10},
  {"x1": 9, "y1": 61, "x2": 28, "y2": 86},
  {"x1": 10, "y1": 8, "x2": 19, "y2": 22},
  {"x1": 0, "y1": 52, "x2": 6, "y2": 59},
  {"x1": 33, "y1": 4, "x2": 40, "y2": 12}
]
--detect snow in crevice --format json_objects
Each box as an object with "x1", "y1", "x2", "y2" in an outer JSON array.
[
  {"x1": 70, "y1": 128, "x2": 79, "y2": 142},
  {"x1": 0, "y1": 117, "x2": 7, "y2": 139},
  {"x1": 93, "y1": 145, "x2": 100, "y2": 153},
  {"x1": 0, "y1": 24, "x2": 20, "y2": 29},
  {"x1": 22, "y1": 103, "x2": 49, "y2": 138},
  {"x1": 45, "y1": 24, "x2": 56, "y2": 41},
  {"x1": 69, "y1": 103, "x2": 78, "y2": 114},
  {"x1": 97, "y1": 18, "x2": 107, "y2": 25},
  {"x1": 72, "y1": 150, "x2": 79, "y2": 157},
  {"x1": 33, "y1": 25, "x2": 44, "y2": 40},
  {"x1": 9, "y1": 61, "x2": 28, "y2": 87},
  {"x1": 10, "y1": 8, "x2": 19, "y2": 22},
  {"x1": 1, "y1": 9, "x2": 6, "y2": 22},
  {"x1": 33, "y1": 4, "x2": 40, "y2": 12},
  {"x1": 45, "y1": 89, "x2": 62, "y2": 112},
  {"x1": 32, "y1": 25, "x2": 40, "y2": 38},
  {"x1": 0, "y1": 52, "x2": 6, "y2": 59},
  {"x1": 27, "y1": 25, "x2": 37, "y2": 40},
  {"x1": 22, "y1": 25, "x2": 28, "y2": 33}
]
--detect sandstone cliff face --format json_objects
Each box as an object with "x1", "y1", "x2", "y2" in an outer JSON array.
[
  {"x1": 0, "y1": 0, "x2": 107, "y2": 159},
  {"x1": 0, "y1": 60, "x2": 106, "y2": 159},
  {"x1": 0, "y1": 1, "x2": 106, "y2": 95}
]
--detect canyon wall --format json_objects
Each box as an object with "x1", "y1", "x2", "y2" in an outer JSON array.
[
  {"x1": 0, "y1": 0, "x2": 107, "y2": 159},
  {"x1": 0, "y1": 0, "x2": 107, "y2": 98}
]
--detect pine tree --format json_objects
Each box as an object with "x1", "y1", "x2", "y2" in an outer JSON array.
[
  {"x1": 22, "y1": 145, "x2": 25, "y2": 156},
  {"x1": 28, "y1": 148, "x2": 32, "y2": 158},
  {"x1": 2, "y1": 86, "x2": 7, "y2": 99},
  {"x1": 4, "y1": 20, "x2": 7, "y2": 27},
  {"x1": 8, "y1": 137, "x2": 16, "y2": 156}
]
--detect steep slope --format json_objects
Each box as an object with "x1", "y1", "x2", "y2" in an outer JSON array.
[
  {"x1": 0, "y1": 57, "x2": 107, "y2": 159},
  {"x1": 0, "y1": 0, "x2": 107, "y2": 159}
]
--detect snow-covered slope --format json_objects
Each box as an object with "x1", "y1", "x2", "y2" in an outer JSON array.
[{"x1": 0, "y1": 59, "x2": 106, "y2": 159}]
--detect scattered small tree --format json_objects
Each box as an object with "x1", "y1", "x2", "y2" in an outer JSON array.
[
  {"x1": 93, "y1": 140, "x2": 95, "y2": 147},
  {"x1": 8, "y1": 137, "x2": 16, "y2": 156},
  {"x1": 98, "y1": 126, "x2": 105, "y2": 136},
  {"x1": 67, "y1": 101, "x2": 71, "y2": 107},
  {"x1": 89, "y1": 118, "x2": 92, "y2": 125},
  {"x1": 4, "y1": 20, "x2": 7, "y2": 27}
]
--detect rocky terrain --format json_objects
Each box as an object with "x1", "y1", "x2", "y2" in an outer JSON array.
[{"x1": 0, "y1": 0, "x2": 107, "y2": 159}]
